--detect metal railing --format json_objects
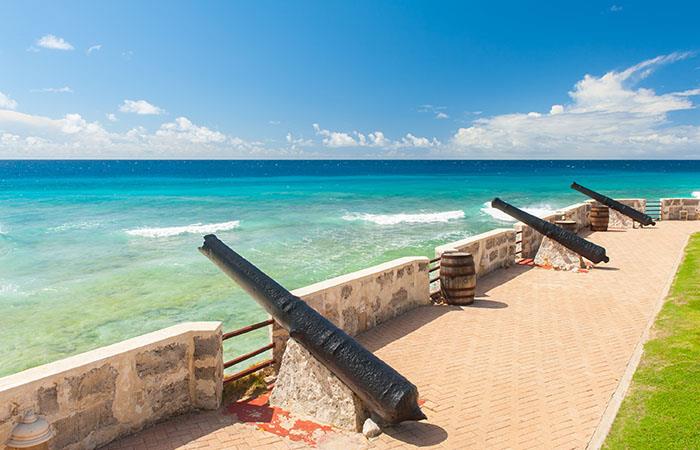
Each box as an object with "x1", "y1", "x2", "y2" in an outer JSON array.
[
  {"x1": 646, "y1": 200, "x2": 662, "y2": 221},
  {"x1": 221, "y1": 318, "x2": 275, "y2": 384}
]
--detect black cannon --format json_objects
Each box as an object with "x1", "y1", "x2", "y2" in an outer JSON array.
[
  {"x1": 491, "y1": 197, "x2": 610, "y2": 263},
  {"x1": 199, "y1": 234, "x2": 426, "y2": 425},
  {"x1": 571, "y1": 182, "x2": 656, "y2": 226}
]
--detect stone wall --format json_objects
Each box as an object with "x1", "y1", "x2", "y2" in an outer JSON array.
[
  {"x1": 271, "y1": 256, "x2": 430, "y2": 365},
  {"x1": 661, "y1": 198, "x2": 700, "y2": 220},
  {"x1": 0, "y1": 322, "x2": 222, "y2": 450},
  {"x1": 608, "y1": 199, "x2": 646, "y2": 229},
  {"x1": 434, "y1": 228, "x2": 516, "y2": 276}
]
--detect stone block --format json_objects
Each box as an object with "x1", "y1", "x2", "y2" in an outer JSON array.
[
  {"x1": 193, "y1": 335, "x2": 220, "y2": 359},
  {"x1": 269, "y1": 339, "x2": 367, "y2": 431},
  {"x1": 68, "y1": 364, "x2": 118, "y2": 403},
  {"x1": 136, "y1": 343, "x2": 187, "y2": 378},
  {"x1": 534, "y1": 237, "x2": 587, "y2": 271}
]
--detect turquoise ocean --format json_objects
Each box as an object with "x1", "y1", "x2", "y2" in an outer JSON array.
[{"x1": 1, "y1": 160, "x2": 699, "y2": 377}]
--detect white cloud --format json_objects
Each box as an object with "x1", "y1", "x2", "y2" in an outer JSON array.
[
  {"x1": 155, "y1": 117, "x2": 226, "y2": 143},
  {"x1": 435, "y1": 112, "x2": 449, "y2": 119},
  {"x1": 0, "y1": 109, "x2": 289, "y2": 158},
  {"x1": 419, "y1": 104, "x2": 450, "y2": 120},
  {"x1": 106, "y1": 113, "x2": 118, "y2": 122},
  {"x1": 36, "y1": 34, "x2": 74, "y2": 51},
  {"x1": 119, "y1": 99, "x2": 164, "y2": 115},
  {"x1": 452, "y1": 52, "x2": 700, "y2": 157},
  {"x1": 0, "y1": 92, "x2": 18, "y2": 110},
  {"x1": 30, "y1": 86, "x2": 73, "y2": 94},
  {"x1": 313, "y1": 123, "x2": 440, "y2": 149},
  {"x1": 86, "y1": 44, "x2": 102, "y2": 55},
  {"x1": 286, "y1": 132, "x2": 313, "y2": 149}
]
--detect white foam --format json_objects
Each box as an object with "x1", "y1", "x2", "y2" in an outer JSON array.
[
  {"x1": 692, "y1": 191, "x2": 700, "y2": 199},
  {"x1": 48, "y1": 221, "x2": 101, "y2": 232},
  {"x1": 342, "y1": 210, "x2": 465, "y2": 225},
  {"x1": 481, "y1": 202, "x2": 556, "y2": 222},
  {"x1": 125, "y1": 220, "x2": 240, "y2": 238}
]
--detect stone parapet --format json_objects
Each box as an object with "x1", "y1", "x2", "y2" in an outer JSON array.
[
  {"x1": 270, "y1": 256, "x2": 430, "y2": 366},
  {"x1": 0, "y1": 322, "x2": 222, "y2": 450},
  {"x1": 661, "y1": 198, "x2": 699, "y2": 220},
  {"x1": 435, "y1": 228, "x2": 516, "y2": 276}
]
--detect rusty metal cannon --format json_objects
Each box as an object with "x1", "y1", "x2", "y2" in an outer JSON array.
[
  {"x1": 491, "y1": 197, "x2": 610, "y2": 264},
  {"x1": 199, "y1": 234, "x2": 426, "y2": 425},
  {"x1": 571, "y1": 182, "x2": 656, "y2": 226}
]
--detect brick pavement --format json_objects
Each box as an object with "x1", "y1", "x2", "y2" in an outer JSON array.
[{"x1": 104, "y1": 222, "x2": 700, "y2": 449}]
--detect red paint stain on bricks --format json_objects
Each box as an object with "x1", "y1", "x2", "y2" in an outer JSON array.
[{"x1": 226, "y1": 391, "x2": 334, "y2": 447}]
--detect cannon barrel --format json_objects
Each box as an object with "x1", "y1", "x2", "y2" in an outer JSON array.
[
  {"x1": 571, "y1": 182, "x2": 656, "y2": 226},
  {"x1": 491, "y1": 198, "x2": 610, "y2": 263},
  {"x1": 199, "y1": 234, "x2": 426, "y2": 424}
]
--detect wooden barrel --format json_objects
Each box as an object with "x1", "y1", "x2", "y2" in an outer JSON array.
[
  {"x1": 555, "y1": 220, "x2": 577, "y2": 233},
  {"x1": 440, "y1": 252, "x2": 476, "y2": 305},
  {"x1": 590, "y1": 204, "x2": 609, "y2": 231}
]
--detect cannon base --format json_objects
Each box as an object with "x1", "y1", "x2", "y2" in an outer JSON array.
[
  {"x1": 534, "y1": 237, "x2": 592, "y2": 271},
  {"x1": 270, "y1": 339, "x2": 369, "y2": 431}
]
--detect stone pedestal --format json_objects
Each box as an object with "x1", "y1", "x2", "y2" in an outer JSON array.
[
  {"x1": 269, "y1": 339, "x2": 368, "y2": 431},
  {"x1": 534, "y1": 237, "x2": 589, "y2": 271}
]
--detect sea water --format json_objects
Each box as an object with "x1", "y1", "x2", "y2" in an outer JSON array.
[{"x1": 1, "y1": 160, "x2": 699, "y2": 376}]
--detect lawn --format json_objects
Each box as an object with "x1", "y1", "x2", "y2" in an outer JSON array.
[{"x1": 604, "y1": 232, "x2": 700, "y2": 449}]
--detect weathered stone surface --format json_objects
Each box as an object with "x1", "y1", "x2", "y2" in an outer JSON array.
[
  {"x1": 36, "y1": 385, "x2": 58, "y2": 415},
  {"x1": 269, "y1": 339, "x2": 367, "y2": 431},
  {"x1": 68, "y1": 364, "x2": 117, "y2": 402},
  {"x1": 193, "y1": 335, "x2": 220, "y2": 359},
  {"x1": 144, "y1": 378, "x2": 191, "y2": 418},
  {"x1": 271, "y1": 257, "x2": 430, "y2": 365},
  {"x1": 136, "y1": 343, "x2": 187, "y2": 378},
  {"x1": 534, "y1": 237, "x2": 587, "y2": 271},
  {"x1": 52, "y1": 401, "x2": 116, "y2": 449}
]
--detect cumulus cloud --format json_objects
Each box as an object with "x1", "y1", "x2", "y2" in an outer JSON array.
[
  {"x1": 155, "y1": 117, "x2": 226, "y2": 143},
  {"x1": 106, "y1": 113, "x2": 118, "y2": 122},
  {"x1": 0, "y1": 108, "x2": 293, "y2": 158},
  {"x1": 0, "y1": 92, "x2": 18, "y2": 110},
  {"x1": 119, "y1": 99, "x2": 164, "y2": 115},
  {"x1": 86, "y1": 44, "x2": 102, "y2": 55},
  {"x1": 452, "y1": 52, "x2": 700, "y2": 157},
  {"x1": 418, "y1": 104, "x2": 450, "y2": 120},
  {"x1": 36, "y1": 34, "x2": 74, "y2": 51},
  {"x1": 313, "y1": 123, "x2": 440, "y2": 149},
  {"x1": 30, "y1": 86, "x2": 73, "y2": 94}
]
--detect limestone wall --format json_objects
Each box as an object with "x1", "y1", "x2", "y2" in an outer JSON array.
[
  {"x1": 271, "y1": 256, "x2": 430, "y2": 365},
  {"x1": 0, "y1": 322, "x2": 222, "y2": 450},
  {"x1": 661, "y1": 198, "x2": 700, "y2": 220},
  {"x1": 608, "y1": 199, "x2": 646, "y2": 229},
  {"x1": 434, "y1": 228, "x2": 516, "y2": 276}
]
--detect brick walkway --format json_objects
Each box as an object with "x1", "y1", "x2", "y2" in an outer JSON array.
[{"x1": 105, "y1": 222, "x2": 700, "y2": 449}]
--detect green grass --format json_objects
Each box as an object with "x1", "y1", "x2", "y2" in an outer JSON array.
[{"x1": 604, "y1": 232, "x2": 700, "y2": 449}]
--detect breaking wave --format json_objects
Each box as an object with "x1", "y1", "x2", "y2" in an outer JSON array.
[
  {"x1": 342, "y1": 210, "x2": 465, "y2": 225},
  {"x1": 125, "y1": 220, "x2": 240, "y2": 238},
  {"x1": 480, "y1": 202, "x2": 556, "y2": 222},
  {"x1": 692, "y1": 191, "x2": 700, "y2": 199}
]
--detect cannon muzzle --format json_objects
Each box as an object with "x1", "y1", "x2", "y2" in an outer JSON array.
[{"x1": 199, "y1": 234, "x2": 426, "y2": 424}]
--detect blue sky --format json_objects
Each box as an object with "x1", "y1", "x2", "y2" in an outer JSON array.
[{"x1": 0, "y1": 1, "x2": 699, "y2": 158}]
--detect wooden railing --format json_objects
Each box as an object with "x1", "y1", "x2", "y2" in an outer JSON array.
[
  {"x1": 428, "y1": 256, "x2": 442, "y2": 302},
  {"x1": 221, "y1": 319, "x2": 275, "y2": 384}
]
